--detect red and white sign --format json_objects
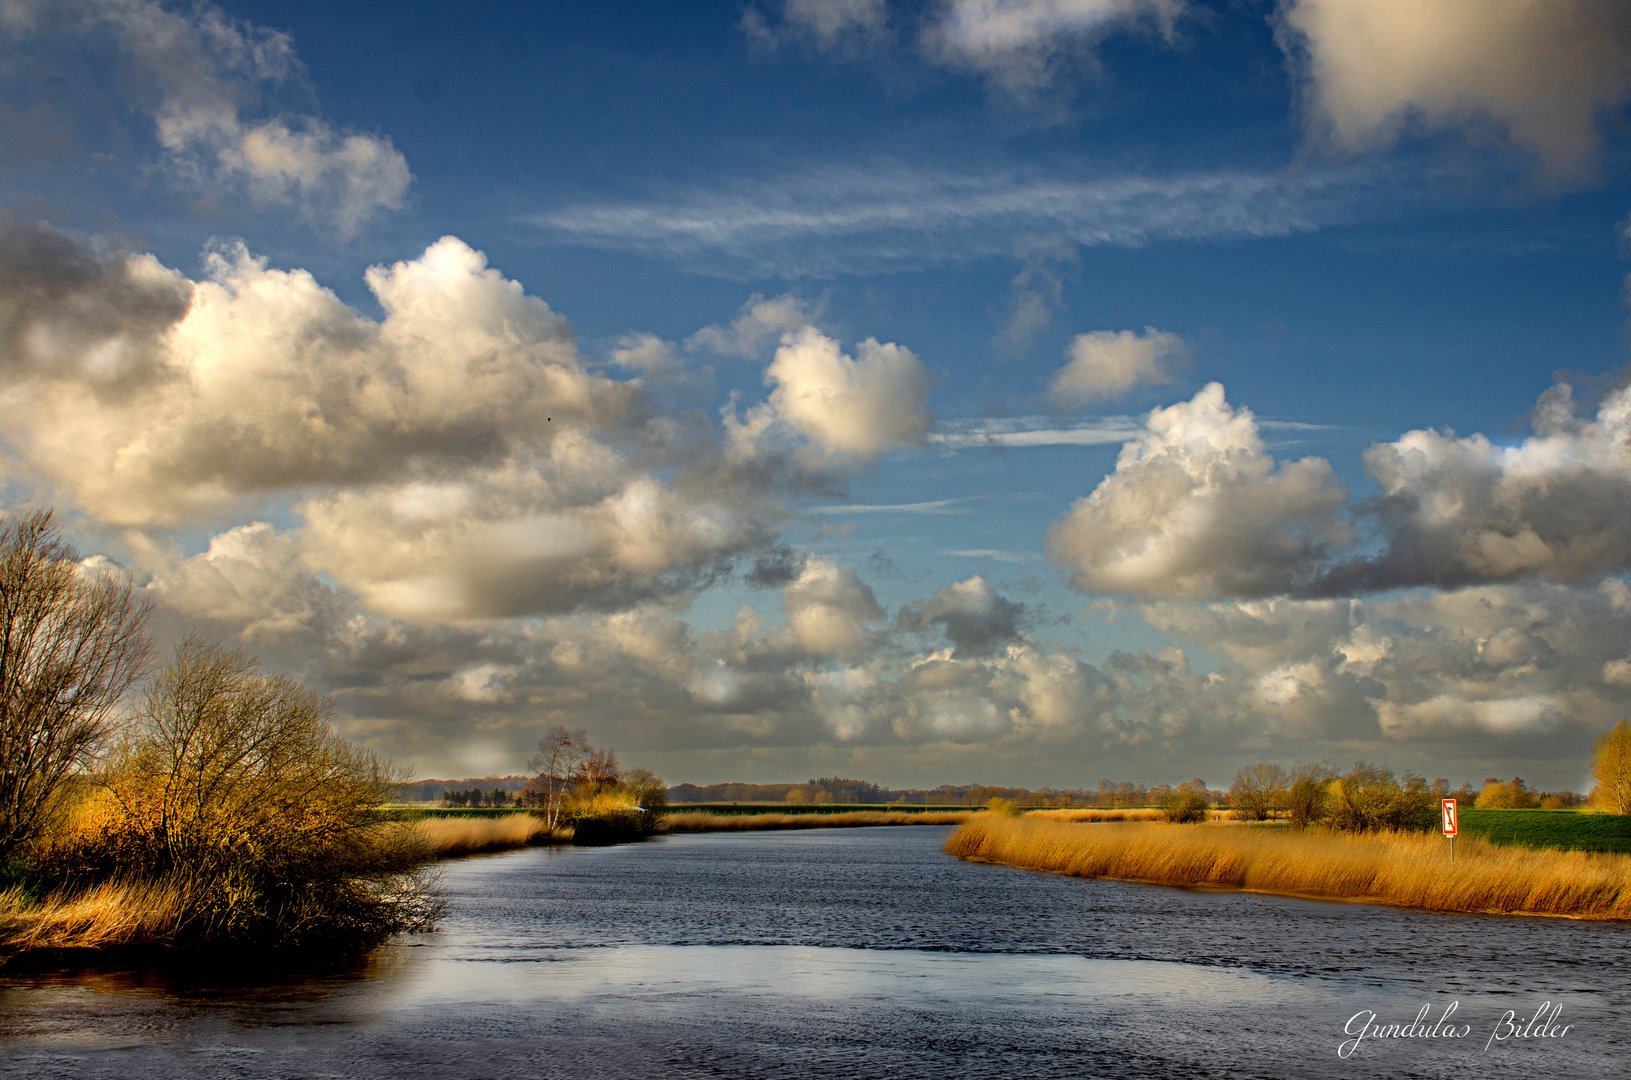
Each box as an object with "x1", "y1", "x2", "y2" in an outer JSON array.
[{"x1": 1442, "y1": 798, "x2": 1458, "y2": 837}]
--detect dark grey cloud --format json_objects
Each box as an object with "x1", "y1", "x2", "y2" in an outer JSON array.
[
  {"x1": 747, "y1": 543, "x2": 808, "y2": 587},
  {"x1": 897, "y1": 575, "x2": 1025, "y2": 655},
  {"x1": 1313, "y1": 380, "x2": 1631, "y2": 593},
  {"x1": 0, "y1": 219, "x2": 191, "y2": 397}
]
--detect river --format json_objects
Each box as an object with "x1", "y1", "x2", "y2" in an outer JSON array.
[{"x1": 2, "y1": 825, "x2": 1626, "y2": 1077}]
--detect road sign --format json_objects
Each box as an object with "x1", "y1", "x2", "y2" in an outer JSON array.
[{"x1": 1442, "y1": 798, "x2": 1458, "y2": 837}]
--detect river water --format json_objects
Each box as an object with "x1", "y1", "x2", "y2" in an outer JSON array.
[{"x1": 1, "y1": 825, "x2": 1627, "y2": 1078}]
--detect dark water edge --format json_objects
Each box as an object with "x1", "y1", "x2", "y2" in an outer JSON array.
[{"x1": 2, "y1": 825, "x2": 1627, "y2": 1079}]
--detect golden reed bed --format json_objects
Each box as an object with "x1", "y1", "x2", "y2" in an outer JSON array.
[
  {"x1": 413, "y1": 814, "x2": 564, "y2": 856},
  {"x1": 0, "y1": 879, "x2": 188, "y2": 953},
  {"x1": 664, "y1": 809, "x2": 973, "y2": 832},
  {"x1": 1025, "y1": 807, "x2": 1233, "y2": 823},
  {"x1": 946, "y1": 815, "x2": 1631, "y2": 920}
]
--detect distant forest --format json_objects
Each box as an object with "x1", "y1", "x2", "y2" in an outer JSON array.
[
  {"x1": 668, "y1": 777, "x2": 1228, "y2": 807},
  {"x1": 392, "y1": 775, "x2": 1224, "y2": 807},
  {"x1": 393, "y1": 776, "x2": 532, "y2": 804}
]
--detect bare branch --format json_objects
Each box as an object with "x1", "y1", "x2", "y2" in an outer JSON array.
[{"x1": 0, "y1": 510, "x2": 149, "y2": 860}]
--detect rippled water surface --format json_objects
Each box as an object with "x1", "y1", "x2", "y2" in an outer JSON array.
[{"x1": 3, "y1": 826, "x2": 1628, "y2": 1077}]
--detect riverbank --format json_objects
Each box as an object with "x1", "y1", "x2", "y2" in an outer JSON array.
[
  {"x1": 945, "y1": 815, "x2": 1631, "y2": 919},
  {"x1": 421, "y1": 808, "x2": 977, "y2": 841},
  {"x1": 0, "y1": 817, "x2": 472, "y2": 957},
  {"x1": 416, "y1": 807, "x2": 976, "y2": 849},
  {"x1": 415, "y1": 814, "x2": 568, "y2": 854},
  {"x1": 0, "y1": 816, "x2": 514, "y2": 957}
]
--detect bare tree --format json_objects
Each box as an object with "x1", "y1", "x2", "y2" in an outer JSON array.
[
  {"x1": 577, "y1": 747, "x2": 620, "y2": 794},
  {"x1": 1228, "y1": 762, "x2": 1289, "y2": 821},
  {"x1": 0, "y1": 510, "x2": 149, "y2": 862},
  {"x1": 526, "y1": 725, "x2": 588, "y2": 830}
]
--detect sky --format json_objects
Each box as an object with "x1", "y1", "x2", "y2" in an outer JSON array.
[{"x1": 4, "y1": 0, "x2": 1631, "y2": 790}]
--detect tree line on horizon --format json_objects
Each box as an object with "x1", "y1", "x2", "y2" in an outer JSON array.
[
  {"x1": 660, "y1": 777, "x2": 1235, "y2": 807},
  {"x1": 398, "y1": 741, "x2": 1629, "y2": 820},
  {"x1": 660, "y1": 774, "x2": 1588, "y2": 811}
]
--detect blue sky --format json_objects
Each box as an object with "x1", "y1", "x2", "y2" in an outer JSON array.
[{"x1": 5, "y1": 0, "x2": 1631, "y2": 790}]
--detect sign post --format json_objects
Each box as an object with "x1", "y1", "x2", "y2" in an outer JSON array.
[{"x1": 1442, "y1": 798, "x2": 1458, "y2": 862}]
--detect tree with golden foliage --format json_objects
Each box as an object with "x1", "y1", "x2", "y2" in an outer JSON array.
[
  {"x1": 1325, "y1": 761, "x2": 1437, "y2": 833},
  {"x1": 1474, "y1": 777, "x2": 1540, "y2": 809},
  {"x1": 1284, "y1": 759, "x2": 1337, "y2": 831},
  {"x1": 0, "y1": 510, "x2": 149, "y2": 864},
  {"x1": 1591, "y1": 720, "x2": 1631, "y2": 815}
]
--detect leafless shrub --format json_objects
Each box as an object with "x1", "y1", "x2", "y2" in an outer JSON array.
[{"x1": 1227, "y1": 762, "x2": 1289, "y2": 821}]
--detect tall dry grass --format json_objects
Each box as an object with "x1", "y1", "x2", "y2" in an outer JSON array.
[
  {"x1": 413, "y1": 813, "x2": 563, "y2": 856},
  {"x1": 1026, "y1": 807, "x2": 1235, "y2": 823},
  {"x1": 0, "y1": 879, "x2": 188, "y2": 952},
  {"x1": 665, "y1": 809, "x2": 973, "y2": 832},
  {"x1": 946, "y1": 815, "x2": 1631, "y2": 919},
  {"x1": 0, "y1": 815, "x2": 552, "y2": 955}
]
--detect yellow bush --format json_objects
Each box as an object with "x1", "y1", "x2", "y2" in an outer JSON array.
[
  {"x1": 1476, "y1": 780, "x2": 1541, "y2": 809},
  {"x1": 27, "y1": 639, "x2": 434, "y2": 949}
]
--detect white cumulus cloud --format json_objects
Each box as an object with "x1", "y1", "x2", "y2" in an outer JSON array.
[
  {"x1": 0, "y1": 226, "x2": 794, "y2": 619},
  {"x1": 1278, "y1": 0, "x2": 1631, "y2": 182},
  {"x1": 0, "y1": 0, "x2": 410, "y2": 234},
  {"x1": 783, "y1": 558, "x2": 886, "y2": 657},
  {"x1": 897, "y1": 575, "x2": 1025, "y2": 655},
  {"x1": 1049, "y1": 326, "x2": 1189, "y2": 407},
  {"x1": 1046, "y1": 382, "x2": 1351, "y2": 598},
  {"x1": 727, "y1": 324, "x2": 933, "y2": 466},
  {"x1": 685, "y1": 293, "x2": 818, "y2": 358},
  {"x1": 1324, "y1": 379, "x2": 1631, "y2": 592}
]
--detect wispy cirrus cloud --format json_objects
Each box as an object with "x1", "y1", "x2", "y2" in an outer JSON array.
[
  {"x1": 523, "y1": 162, "x2": 1401, "y2": 277},
  {"x1": 941, "y1": 548, "x2": 1027, "y2": 563},
  {"x1": 807, "y1": 498, "x2": 973, "y2": 514},
  {"x1": 930, "y1": 415, "x2": 1142, "y2": 448}
]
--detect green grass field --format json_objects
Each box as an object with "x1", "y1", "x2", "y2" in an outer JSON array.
[{"x1": 1458, "y1": 809, "x2": 1631, "y2": 854}]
